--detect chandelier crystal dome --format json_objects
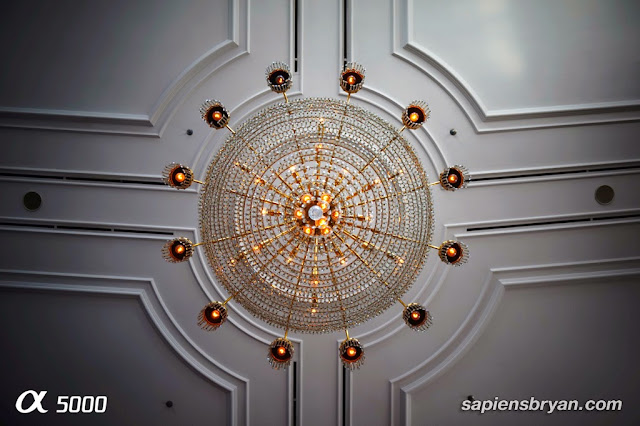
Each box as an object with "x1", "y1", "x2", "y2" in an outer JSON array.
[
  {"x1": 199, "y1": 97, "x2": 433, "y2": 333},
  {"x1": 162, "y1": 61, "x2": 470, "y2": 369}
]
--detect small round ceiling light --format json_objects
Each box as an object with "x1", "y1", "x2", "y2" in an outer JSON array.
[{"x1": 595, "y1": 185, "x2": 615, "y2": 205}]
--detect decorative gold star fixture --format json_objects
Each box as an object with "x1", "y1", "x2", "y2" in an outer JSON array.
[{"x1": 161, "y1": 62, "x2": 470, "y2": 370}]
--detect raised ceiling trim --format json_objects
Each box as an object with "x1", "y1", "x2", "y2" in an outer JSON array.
[
  {"x1": 0, "y1": 0, "x2": 249, "y2": 138},
  {"x1": 392, "y1": 0, "x2": 640, "y2": 133},
  {"x1": 389, "y1": 256, "x2": 640, "y2": 425},
  {"x1": 0, "y1": 269, "x2": 249, "y2": 426}
]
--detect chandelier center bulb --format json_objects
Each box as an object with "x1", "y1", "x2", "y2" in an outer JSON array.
[{"x1": 308, "y1": 205, "x2": 324, "y2": 221}]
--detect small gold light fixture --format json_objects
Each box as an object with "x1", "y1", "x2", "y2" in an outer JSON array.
[{"x1": 161, "y1": 61, "x2": 470, "y2": 370}]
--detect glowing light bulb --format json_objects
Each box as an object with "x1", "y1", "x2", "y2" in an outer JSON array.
[
  {"x1": 212, "y1": 111, "x2": 223, "y2": 121},
  {"x1": 317, "y1": 201, "x2": 330, "y2": 212},
  {"x1": 276, "y1": 75, "x2": 285, "y2": 85},
  {"x1": 331, "y1": 211, "x2": 340, "y2": 220},
  {"x1": 411, "y1": 311, "x2": 420, "y2": 320},
  {"x1": 211, "y1": 310, "x2": 220, "y2": 319},
  {"x1": 174, "y1": 172, "x2": 186, "y2": 183},
  {"x1": 447, "y1": 247, "x2": 458, "y2": 257},
  {"x1": 448, "y1": 174, "x2": 459, "y2": 183},
  {"x1": 277, "y1": 346, "x2": 287, "y2": 356},
  {"x1": 303, "y1": 226, "x2": 313, "y2": 235},
  {"x1": 340, "y1": 257, "x2": 346, "y2": 264},
  {"x1": 253, "y1": 245, "x2": 261, "y2": 253},
  {"x1": 346, "y1": 347, "x2": 357, "y2": 357},
  {"x1": 301, "y1": 194, "x2": 313, "y2": 204},
  {"x1": 261, "y1": 208, "x2": 268, "y2": 215},
  {"x1": 315, "y1": 143, "x2": 323, "y2": 150},
  {"x1": 316, "y1": 217, "x2": 328, "y2": 227},
  {"x1": 321, "y1": 193, "x2": 331, "y2": 202},
  {"x1": 347, "y1": 75, "x2": 357, "y2": 85},
  {"x1": 294, "y1": 209, "x2": 305, "y2": 219},
  {"x1": 409, "y1": 112, "x2": 420, "y2": 122},
  {"x1": 174, "y1": 245, "x2": 185, "y2": 254},
  {"x1": 311, "y1": 308, "x2": 317, "y2": 313},
  {"x1": 320, "y1": 226, "x2": 331, "y2": 235}
]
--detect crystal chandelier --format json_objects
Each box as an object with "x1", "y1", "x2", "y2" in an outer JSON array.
[{"x1": 162, "y1": 62, "x2": 470, "y2": 370}]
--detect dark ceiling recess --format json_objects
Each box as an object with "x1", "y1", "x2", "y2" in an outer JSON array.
[
  {"x1": 23, "y1": 191, "x2": 42, "y2": 211},
  {"x1": 595, "y1": 185, "x2": 615, "y2": 205}
]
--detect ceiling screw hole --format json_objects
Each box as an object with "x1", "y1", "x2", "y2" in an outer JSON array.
[
  {"x1": 450, "y1": 129, "x2": 457, "y2": 136},
  {"x1": 186, "y1": 129, "x2": 194, "y2": 136},
  {"x1": 165, "y1": 400, "x2": 174, "y2": 408},
  {"x1": 23, "y1": 191, "x2": 42, "y2": 211},
  {"x1": 595, "y1": 185, "x2": 614, "y2": 205},
  {"x1": 467, "y1": 395, "x2": 475, "y2": 402}
]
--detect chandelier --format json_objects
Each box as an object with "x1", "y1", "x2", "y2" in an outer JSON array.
[{"x1": 161, "y1": 62, "x2": 469, "y2": 370}]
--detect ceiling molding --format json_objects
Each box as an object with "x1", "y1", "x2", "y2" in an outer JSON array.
[
  {"x1": 0, "y1": 0, "x2": 249, "y2": 138},
  {"x1": 0, "y1": 269, "x2": 249, "y2": 426},
  {"x1": 388, "y1": 256, "x2": 640, "y2": 425},
  {"x1": 392, "y1": 0, "x2": 640, "y2": 134}
]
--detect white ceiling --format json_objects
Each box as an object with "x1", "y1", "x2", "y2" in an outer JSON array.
[{"x1": 0, "y1": 0, "x2": 639, "y2": 425}]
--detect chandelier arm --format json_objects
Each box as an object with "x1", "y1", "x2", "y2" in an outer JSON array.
[
  {"x1": 358, "y1": 135, "x2": 400, "y2": 176},
  {"x1": 193, "y1": 220, "x2": 295, "y2": 248},
  {"x1": 222, "y1": 236, "x2": 295, "y2": 308},
  {"x1": 334, "y1": 101, "x2": 350, "y2": 143},
  {"x1": 256, "y1": 225, "x2": 297, "y2": 249},
  {"x1": 283, "y1": 92, "x2": 289, "y2": 103},
  {"x1": 428, "y1": 181, "x2": 441, "y2": 186},
  {"x1": 322, "y1": 137, "x2": 340, "y2": 193},
  {"x1": 227, "y1": 189, "x2": 292, "y2": 209},
  {"x1": 340, "y1": 229, "x2": 411, "y2": 297},
  {"x1": 285, "y1": 103, "x2": 306, "y2": 167},
  {"x1": 344, "y1": 179, "x2": 381, "y2": 202},
  {"x1": 315, "y1": 137, "x2": 324, "y2": 184},
  {"x1": 225, "y1": 124, "x2": 236, "y2": 134},
  {"x1": 321, "y1": 240, "x2": 348, "y2": 326},
  {"x1": 343, "y1": 184, "x2": 425, "y2": 209},
  {"x1": 340, "y1": 228, "x2": 404, "y2": 265},
  {"x1": 234, "y1": 162, "x2": 296, "y2": 202},
  {"x1": 289, "y1": 166, "x2": 308, "y2": 194},
  {"x1": 246, "y1": 144, "x2": 298, "y2": 195},
  {"x1": 341, "y1": 221, "x2": 424, "y2": 246},
  {"x1": 284, "y1": 238, "x2": 312, "y2": 337},
  {"x1": 345, "y1": 329, "x2": 350, "y2": 339},
  {"x1": 332, "y1": 167, "x2": 357, "y2": 200},
  {"x1": 397, "y1": 125, "x2": 407, "y2": 133},
  {"x1": 334, "y1": 230, "x2": 409, "y2": 309},
  {"x1": 427, "y1": 244, "x2": 440, "y2": 250}
]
